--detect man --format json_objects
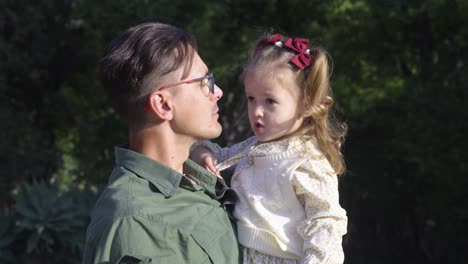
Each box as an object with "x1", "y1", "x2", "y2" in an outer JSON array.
[{"x1": 83, "y1": 22, "x2": 239, "y2": 264}]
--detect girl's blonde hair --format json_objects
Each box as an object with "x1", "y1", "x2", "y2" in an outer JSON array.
[{"x1": 246, "y1": 33, "x2": 347, "y2": 174}]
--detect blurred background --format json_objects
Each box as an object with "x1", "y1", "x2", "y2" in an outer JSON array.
[{"x1": 1, "y1": 0, "x2": 467, "y2": 263}]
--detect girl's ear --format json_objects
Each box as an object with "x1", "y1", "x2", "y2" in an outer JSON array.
[{"x1": 148, "y1": 92, "x2": 173, "y2": 120}]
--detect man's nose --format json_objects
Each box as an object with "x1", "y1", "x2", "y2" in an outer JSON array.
[{"x1": 212, "y1": 83, "x2": 223, "y2": 100}]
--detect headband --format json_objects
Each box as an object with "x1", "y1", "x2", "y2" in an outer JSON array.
[{"x1": 254, "y1": 33, "x2": 313, "y2": 70}]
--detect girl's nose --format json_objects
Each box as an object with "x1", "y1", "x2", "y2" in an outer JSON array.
[{"x1": 254, "y1": 105, "x2": 263, "y2": 117}]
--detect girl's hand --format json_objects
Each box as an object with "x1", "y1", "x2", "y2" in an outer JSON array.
[{"x1": 190, "y1": 146, "x2": 220, "y2": 176}]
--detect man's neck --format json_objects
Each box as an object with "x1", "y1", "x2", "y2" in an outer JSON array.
[{"x1": 129, "y1": 128, "x2": 193, "y2": 174}]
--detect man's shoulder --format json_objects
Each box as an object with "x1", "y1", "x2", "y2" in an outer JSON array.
[
  {"x1": 89, "y1": 166, "x2": 216, "y2": 225},
  {"x1": 88, "y1": 167, "x2": 159, "y2": 221},
  {"x1": 86, "y1": 182, "x2": 232, "y2": 240},
  {"x1": 85, "y1": 168, "x2": 240, "y2": 264}
]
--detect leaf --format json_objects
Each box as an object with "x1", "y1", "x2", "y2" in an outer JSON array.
[{"x1": 26, "y1": 231, "x2": 40, "y2": 254}]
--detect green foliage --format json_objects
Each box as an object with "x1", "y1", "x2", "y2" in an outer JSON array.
[{"x1": 11, "y1": 182, "x2": 98, "y2": 263}]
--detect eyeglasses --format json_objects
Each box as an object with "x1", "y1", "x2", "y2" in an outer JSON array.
[
  {"x1": 144, "y1": 71, "x2": 214, "y2": 112},
  {"x1": 159, "y1": 71, "x2": 214, "y2": 93}
]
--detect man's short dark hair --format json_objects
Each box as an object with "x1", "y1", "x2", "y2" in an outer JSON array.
[{"x1": 100, "y1": 22, "x2": 197, "y2": 124}]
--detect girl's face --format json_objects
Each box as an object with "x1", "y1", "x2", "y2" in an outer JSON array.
[{"x1": 244, "y1": 67, "x2": 304, "y2": 142}]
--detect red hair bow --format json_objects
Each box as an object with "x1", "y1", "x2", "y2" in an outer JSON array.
[
  {"x1": 283, "y1": 37, "x2": 313, "y2": 70},
  {"x1": 254, "y1": 34, "x2": 283, "y2": 54}
]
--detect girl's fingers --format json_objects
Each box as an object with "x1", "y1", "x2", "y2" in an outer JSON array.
[{"x1": 205, "y1": 156, "x2": 220, "y2": 176}]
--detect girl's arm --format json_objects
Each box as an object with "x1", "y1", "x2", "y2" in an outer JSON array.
[
  {"x1": 292, "y1": 158, "x2": 347, "y2": 264},
  {"x1": 190, "y1": 137, "x2": 257, "y2": 171}
]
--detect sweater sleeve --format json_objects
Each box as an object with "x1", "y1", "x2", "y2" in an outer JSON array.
[
  {"x1": 191, "y1": 137, "x2": 256, "y2": 163},
  {"x1": 291, "y1": 158, "x2": 347, "y2": 264}
]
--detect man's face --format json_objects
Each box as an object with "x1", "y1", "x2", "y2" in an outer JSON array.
[{"x1": 170, "y1": 52, "x2": 223, "y2": 141}]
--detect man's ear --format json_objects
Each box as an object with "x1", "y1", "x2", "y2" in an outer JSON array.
[{"x1": 148, "y1": 92, "x2": 173, "y2": 120}]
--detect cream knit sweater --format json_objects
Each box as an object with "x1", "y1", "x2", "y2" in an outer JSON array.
[{"x1": 201, "y1": 136, "x2": 347, "y2": 264}]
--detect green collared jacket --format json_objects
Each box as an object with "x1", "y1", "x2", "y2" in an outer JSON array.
[{"x1": 83, "y1": 146, "x2": 239, "y2": 264}]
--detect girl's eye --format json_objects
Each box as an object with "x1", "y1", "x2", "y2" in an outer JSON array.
[
  {"x1": 247, "y1": 96, "x2": 255, "y2": 102},
  {"x1": 266, "y1": 98, "x2": 277, "y2": 105}
]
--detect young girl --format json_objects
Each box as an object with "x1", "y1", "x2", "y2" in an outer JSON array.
[{"x1": 191, "y1": 33, "x2": 348, "y2": 264}]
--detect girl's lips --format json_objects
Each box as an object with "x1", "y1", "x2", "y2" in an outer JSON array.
[{"x1": 253, "y1": 122, "x2": 264, "y2": 133}]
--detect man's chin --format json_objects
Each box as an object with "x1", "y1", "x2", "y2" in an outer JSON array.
[{"x1": 195, "y1": 127, "x2": 222, "y2": 141}]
